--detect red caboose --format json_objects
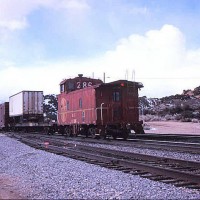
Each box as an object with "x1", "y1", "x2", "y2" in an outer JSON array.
[{"x1": 57, "y1": 74, "x2": 144, "y2": 139}]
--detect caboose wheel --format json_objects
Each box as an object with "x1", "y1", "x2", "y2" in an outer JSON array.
[
  {"x1": 122, "y1": 131, "x2": 129, "y2": 140},
  {"x1": 112, "y1": 134, "x2": 117, "y2": 140},
  {"x1": 65, "y1": 127, "x2": 71, "y2": 137},
  {"x1": 123, "y1": 135, "x2": 128, "y2": 140},
  {"x1": 88, "y1": 128, "x2": 96, "y2": 139},
  {"x1": 44, "y1": 127, "x2": 49, "y2": 135}
]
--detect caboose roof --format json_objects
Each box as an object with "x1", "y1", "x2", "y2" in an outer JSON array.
[
  {"x1": 60, "y1": 76, "x2": 102, "y2": 85},
  {"x1": 103, "y1": 80, "x2": 144, "y2": 88}
]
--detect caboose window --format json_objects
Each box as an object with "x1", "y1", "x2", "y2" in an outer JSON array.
[
  {"x1": 82, "y1": 111, "x2": 85, "y2": 122},
  {"x1": 66, "y1": 101, "x2": 70, "y2": 110},
  {"x1": 79, "y1": 98, "x2": 82, "y2": 108},
  {"x1": 60, "y1": 84, "x2": 64, "y2": 93},
  {"x1": 68, "y1": 82, "x2": 75, "y2": 90},
  {"x1": 113, "y1": 91, "x2": 120, "y2": 102}
]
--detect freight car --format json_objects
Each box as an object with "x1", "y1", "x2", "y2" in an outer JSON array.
[
  {"x1": 0, "y1": 102, "x2": 10, "y2": 131},
  {"x1": 56, "y1": 74, "x2": 144, "y2": 139},
  {"x1": 8, "y1": 91, "x2": 45, "y2": 132}
]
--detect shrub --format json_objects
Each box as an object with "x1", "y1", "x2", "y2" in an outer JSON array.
[{"x1": 192, "y1": 118, "x2": 199, "y2": 123}]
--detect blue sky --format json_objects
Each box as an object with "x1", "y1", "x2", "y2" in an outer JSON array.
[{"x1": 1, "y1": 0, "x2": 200, "y2": 101}]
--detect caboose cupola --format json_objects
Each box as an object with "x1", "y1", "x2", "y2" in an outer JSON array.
[{"x1": 59, "y1": 74, "x2": 103, "y2": 94}]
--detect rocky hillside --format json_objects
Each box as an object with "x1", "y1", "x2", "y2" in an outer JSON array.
[{"x1": 139, "y1": 86, "x2": 200, "y2": 122}]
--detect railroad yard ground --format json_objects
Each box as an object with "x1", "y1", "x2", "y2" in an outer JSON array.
[
  {"x1": 0, "y1": 174, "x2": 23, "y2": 199},
  {"x1": 0, "y1": 135, "x2": 24, "y2": 199},
  {"x1": 144, "y1": 121, "x2": 200, "y2": 134},
  {"x1": 0, "y1": 121, "x2": 200, "y2": 199}
]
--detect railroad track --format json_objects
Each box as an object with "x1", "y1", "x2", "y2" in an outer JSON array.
[
  {"x1": 11, "y1": 131, "x2": 200, "y2": 154},
  {"x1": 60, "y1": 136, "x2": 200, "y2": 154},
  {"x1": 129, "y1": 139, "x2": 200, "y2": 154},
  {"x1": 130, "y1": 133, "x2": 200, "y2": 143},
  {"x1": 11, "y1": 133, "x2": 200, "y2": 190}
]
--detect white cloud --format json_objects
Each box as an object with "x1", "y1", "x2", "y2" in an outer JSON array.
[
  {"x1": 58, "y1": 0, "x2": 90, "y2": 10},
  {"x1": 105, "y1": 24, "x2": 185, "y2": 72},
  {"x1": 0, "y1": 0, "x2": 90, "y2": 31},
  {"x1": 0, "y1": 0, "x2": 36, "y2": 30},
  {"x1": 99, "y1": 24, "x2": 197, "y2": 97},
  {"x1": 186, "y1": 49, "x2": 200, "y2": 66},
  {"x1": 0, "y1": 18, "x2": 28, "y2": 30},
  {"x1": 128, "y1": 7, "x2": 149, "y2": 15},
  {"x1": 1, "y1": 24, "x2": 200, "y2": 102}
]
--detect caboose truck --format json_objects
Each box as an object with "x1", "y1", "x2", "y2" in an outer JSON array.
[{"x1": 55, "y1": 74, "x2": 144, "y2": 139}]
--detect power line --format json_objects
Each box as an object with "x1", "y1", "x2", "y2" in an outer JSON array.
[{"x1": 136, "y1": 77, "x2": 200, "y2": 80}]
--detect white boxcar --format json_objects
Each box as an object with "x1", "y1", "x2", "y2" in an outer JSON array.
[{"x1": 9, "y1": 91, "x2": 43, "y2": 117}]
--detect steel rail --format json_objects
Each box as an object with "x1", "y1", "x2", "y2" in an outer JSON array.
[
  {"x1": 129, "y1": 139, "x2": 200, "y2": 154},
  {"x1": 13, "y1": 132, "x2": 200, "y2": 154}
]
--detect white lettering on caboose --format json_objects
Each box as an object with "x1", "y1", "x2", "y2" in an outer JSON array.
[{"x1": 77, "y1": 82, "x2": 92, "y2": 89}]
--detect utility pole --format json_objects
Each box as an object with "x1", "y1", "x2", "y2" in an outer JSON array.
[{"x1": 132, "y1": 69, "x2": 135, "y2": 81}]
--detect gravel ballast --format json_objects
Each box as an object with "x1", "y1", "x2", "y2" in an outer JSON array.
[
  {"x1": 0, "y1": 134, "x2": 200, "y2": 199},
  {"x1": 83, "y1": 142, "x2": 200, "y2": 162}
]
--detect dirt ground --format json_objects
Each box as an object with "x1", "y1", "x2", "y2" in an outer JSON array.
[
  {"x1": 144, "y1": 121, "x2": 200, "y2": 135},
  {"x1": 0, "y1": 175, "x2": 24, "y2": 199}
]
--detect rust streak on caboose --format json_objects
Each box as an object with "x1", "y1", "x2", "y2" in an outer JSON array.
[{"x1": 57, "y1": 74, "x2": 144, "y2": 139}]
